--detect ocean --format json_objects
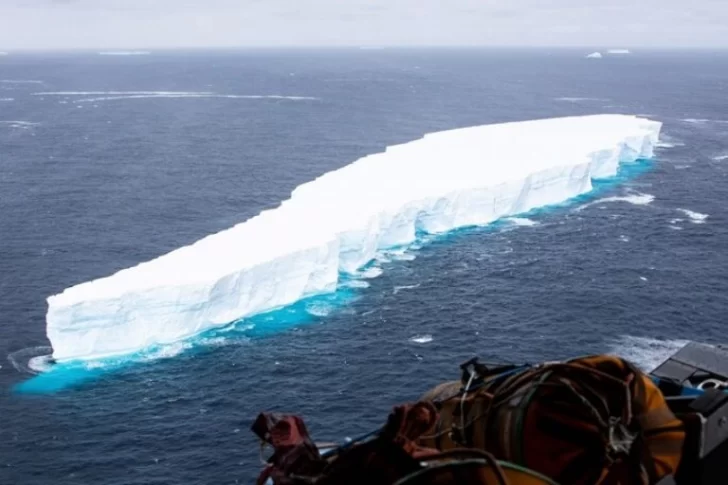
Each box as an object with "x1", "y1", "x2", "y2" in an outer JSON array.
[{"x1": 1, "y1": 48, "x2": 727, "y2": 484}]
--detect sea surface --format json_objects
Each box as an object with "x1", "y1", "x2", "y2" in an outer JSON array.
[{"x1": 1, "y1": 48, "x2": 727, "y2": 484}]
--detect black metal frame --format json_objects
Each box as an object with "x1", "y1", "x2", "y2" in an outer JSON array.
[{"x1": 651, "y1": 343, "x2": 728, "y2": 485}]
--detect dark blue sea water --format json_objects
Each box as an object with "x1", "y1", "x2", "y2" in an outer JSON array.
[{"x1": 1, "y1": 49, "x2": 727, "y2": 484}]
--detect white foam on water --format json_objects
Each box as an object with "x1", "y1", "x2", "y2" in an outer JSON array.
[
  {"x1": 99, "y1": 51, "x2": 151, "y2": 56},
  {"x1": 1, "y1": 80, "x2": 44, "y2": 84},
  {"x1": 682, "y1": 118, "x2": 728, "y2": 125},
  {"x1": 28, "y1": 355, "x2": 55, "y2": 373},
  {"x1": 79, "y1": 94, "x2": 317, "y2": 103},
  {"x1": 341, "y1": 280, "x2": 371, "y2": 289},
  {"x1": 506, "y1": 217, "x2": 539, "y2": 227},
  {"x1": 410, "y1": 335, "x2": 433, "y2": 344},
  {"x1": 0, "y1": 121, "x2": 39, "y2": 126},
  {"x1": 712, "y1": 155, "x2": 728, "y2": 161},
  {"x1": 32, "y1": 91, "x2": 317, "y2": 102},
  {"x1": 305, "y1": 301, "x2": 336, "y2": 317},
  {"x1": 0, "y1": 120, "x2": 39, "y2": 130},
  {"x1": 360, "y1": 267, "x2": 384, "y2": 279},
  {"x1": 656, "y1": 141, "x2": 684, "y2": 148},
  {"x1": 7, "y1": 346, "x2": 54, "y2": 375},
  {"x1": 44, "y1": 114, "x2": 664, "y2": 362},
  {"x1": 639, "y1": 276, "x2": 648, "y2": 281},
  {"x1": 393, "y1": 284, "x2": 421, "y2": 295},
  {"x1": 0, "y1": 98, "x2": 13, "y2": 102},
  {"x1": 576, "y1": 193, "x2": 655, "y2": 211},
  {"x1": 677, "y1": 208, "x2": 708, "y2": 224},
  {"x1": 609, "y1": 336, "x2": 689, "y2": 372},
  {"x1": 619, "y1": 235, "x2": 630, "y2": 242},
  {"x1": 141, "y1": 342, "x2": 193, "y2": 362},
  {"x1": 555, "y1": 97, "x2": 605, "y2": 102}
]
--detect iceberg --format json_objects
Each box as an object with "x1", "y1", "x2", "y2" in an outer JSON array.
[
  {"x1": 586, "y1": 52, "x2": 603, "y2": 59},
  {"x1": 608, "y1": 49, "x2": 631, "y2": 55},
  {"x1": 46, "y1": 114, "x2": 662, "y2": 362}
]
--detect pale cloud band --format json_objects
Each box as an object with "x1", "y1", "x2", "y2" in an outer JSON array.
[{"x1": 1, "y1": 0, "x2": 727, "y2": 50}]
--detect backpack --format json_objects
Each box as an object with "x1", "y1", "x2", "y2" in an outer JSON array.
[{"x1": 419, "y1": 355, "x2": 685, "y2": 485}]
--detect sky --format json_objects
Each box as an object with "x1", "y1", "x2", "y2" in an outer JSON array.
[{"x1": 1, "y1": 0, "x2": 727, "y2": 50}]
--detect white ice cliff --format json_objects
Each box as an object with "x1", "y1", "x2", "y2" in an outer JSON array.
[{"x1": 46, "y1": 114, "x2": 662, "y2": 362}]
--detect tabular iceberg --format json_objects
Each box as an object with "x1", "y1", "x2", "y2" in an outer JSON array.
[{"x1": 46, "y1": 114, "x2": 662, "y2": 362}]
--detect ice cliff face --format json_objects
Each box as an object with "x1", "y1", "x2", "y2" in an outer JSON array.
[{"x1": 46, "y1": 114, "x2": 662, "y2": 362}]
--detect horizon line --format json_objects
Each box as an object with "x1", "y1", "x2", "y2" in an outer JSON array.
[{"x1": 2, "y1": 44, "x2": 728, "y2": 54}]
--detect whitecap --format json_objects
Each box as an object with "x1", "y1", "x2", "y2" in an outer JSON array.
[
  {"x1": 341, "y1": 280, "x2": 371, "y2": 289},
  {"x1": 33, "y1": 91, "x2": 317, "y2": 103},
  {"x1": 1, "y1": 80, "x2": 44, "y2": 84},
  {"x1": 7, "y1": 346, "x2": 54, "y2": 375},
  {"x1": 304, "y1": 301, "x2": 336, "y2": 317},
  {"x1": 656, "y1": 141, "x2": 684, "y2": 148},
  {"x1": 98, "y1": 51, "x2": 151, "y2": 56},
  {"x1": 677, "y1": 208, "x2": 708, "y2": 224},
  {"x1": 0, "y1": 98, "x2": 13, "y2": 102},
  {"x1": 682, "y1": 118, "x2": 728, "y2": 125},
  {"x1": 141, "y1": 342, "x2": 193, "y2": 361},
  {"x1": 393, "y1": 284, "x2": 421, "y2": 295},
  {"x1": 506, "y1": 217, "x2": 538, "y2": 227},
  {"x1": 555, "y1": 97, "x2": 605, "y2": 102},
  {"x1": 575, "y1": 193, "x2": 654, "y2": 211},
  {"x1": 410, "y1": 335, "x2": 433, "y2": 344},
  {"x1": 712, "y1": 154, "x2": 728, "y2": 161},
  {"x1": 0, "y1": 120, "x2": 39, "y2": 126},
  {"x1": 609, "y1": 336, "x2": 688, "y2": 372},
  {"x1": 360, "y1": 267, "x2": 383, "y2": 279},
  {"x1": 619, "y1": 235, "x2": 630, "y2": 242}
]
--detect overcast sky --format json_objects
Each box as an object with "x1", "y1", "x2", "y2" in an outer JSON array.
[{"x1": 1, "y1": 0, "x2": 727, "y2": 50}]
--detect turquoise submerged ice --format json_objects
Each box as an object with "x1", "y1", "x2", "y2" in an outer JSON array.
[{"x1": 46, "y1": 114, "x2": 662, "y2": 362}]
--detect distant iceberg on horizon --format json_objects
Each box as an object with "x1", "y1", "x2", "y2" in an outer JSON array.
[
  {"x1": 46, "y1": 114, "x2": 662, "y2": 363},
  {"x1": 586, "y1": 52, "x2": 603, "y2": 59},
  {"x1": 98, "y1": 51, "x2": 151, "y2": 56},
  {"x1": 608, "y1": 49, "x2": 632, "y2": 55}
]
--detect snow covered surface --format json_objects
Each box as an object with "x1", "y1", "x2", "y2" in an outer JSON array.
[
  {"x1": 46, "y1": 114, "x2": 662, "y2": 362},
  {"x1": 586, "y1": 52, "x2": 603, "y2": 59}
]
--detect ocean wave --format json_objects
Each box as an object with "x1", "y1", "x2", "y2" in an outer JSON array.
[
  {"x1": 32, "y1": 91, "x2": 318, "y2": 103},
  {"x1": 1, "y1": 79, "x2": 44, "y2": 84},
  {"x1": 610, "y1": 336, "x2": 689, "y2": 372},
  {"x1": 682, "y1": 118, "x2": 728, "y2": 125},
  {"x1": 506, "y1": 217, "x2": 539, "y2": 227},
  {"x1": 554, "y1": 97, "x2": 606, "y2": 102},
  {"x1": 713, "y1": 154, "x2": 728, "y2": 161},
  {"x1": 393, "y1": 284, "x2": 421, "y2": 295},
  {"x1": 359, "y1": 267, "x2": 384, "y2": 279},
  {"x1": 98, "y1": 51, "x2": 151, "y2": 56},
  {"x1": 409, "y1": 335, "x2": 433, "y2": 344},
  {"x1": 7, "y1": 346, "x2": 54, "y2": 375},
  {"x1": 575, "y1": 192, "x2": 654, "y2": 211},
  {"x1": 676, "y1": 208, "x2": 708, "y2": 223}
]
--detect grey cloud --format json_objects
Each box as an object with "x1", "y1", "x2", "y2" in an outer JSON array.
[{"x1": 1, "y1": 0, "x2": 727, "y2": 50}]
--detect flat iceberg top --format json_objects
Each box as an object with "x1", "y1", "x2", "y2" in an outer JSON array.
[{"x1": 46, "y1": 114, "x2": 662, "y2": 362}]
